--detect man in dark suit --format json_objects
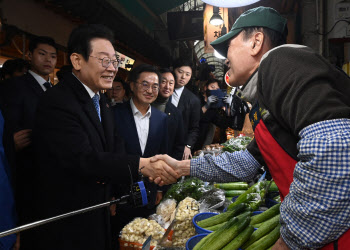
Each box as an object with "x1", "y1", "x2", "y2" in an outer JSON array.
[
  {"x1": 171, "y1": 59, "x2": 201, "y2": 159},
  {"x1": 3, "y1": 37, "x2": 57, "y2": 249},
  {"x1": 30, "y1": 24, "x2": 178, "y2": 250},
  {"x1": 113, "y1": 65, "x2": 168, "y2": 230},
  {"x1": 152, "y1": 68, "x2": 184, "y2": 160}
]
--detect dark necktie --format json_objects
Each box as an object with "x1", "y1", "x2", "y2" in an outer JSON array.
[
  {"x1": 43, "y1": 82, "x2": 52, "y2": 90},
  {"x1": 92, "y1": 94, "x2": 101, "y2": 121}
]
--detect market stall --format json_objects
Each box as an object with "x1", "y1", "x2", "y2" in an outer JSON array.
[{"x1": 118, "y1": 136, "x2": 281, "y2": 250}]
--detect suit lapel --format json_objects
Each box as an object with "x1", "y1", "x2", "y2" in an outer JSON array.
[
  {"x1": 125, "y1": 102, "x2": 142, "y2": 155},
  {"x1": 26, "y1": 73, "x2": 45, "y2": 96},
  {"x1": 144, "y1": 107, "x2": 157, "y2": 157},
  {"x1": 67, "y1": 73, "x2": 106, "y2": 148},
  {"x1": 100, "y1": 94, "x2": 113, "y2": 150}
]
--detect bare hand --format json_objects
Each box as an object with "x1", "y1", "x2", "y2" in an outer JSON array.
[
  {"x1": 140, "y1": 158, "x2": 179, "y2": 186},
  {"x1": 183, "y1": 146, "x2": 192, "y2": 160},
  {"x1": 155, "y1": 191, "x2": 163, "y2": 205},
  {"x1": 150, "y1": 154, "x2": 190, "y2": 178},
  {"x1": 272, "y1": 237, "x2": 290, "y2": 250},
  {"x1": 14, "y1": 129, "x2": 32, "y2": 151}
]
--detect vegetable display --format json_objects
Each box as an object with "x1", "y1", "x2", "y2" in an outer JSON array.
[{"x1": 172, "y1": 197, "x2": 199, "y2": 247}]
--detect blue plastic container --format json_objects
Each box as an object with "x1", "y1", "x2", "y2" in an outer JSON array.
[
  {"x1": 186, "y1": 233, "x2": 208, "y2": 250},
  {"x1": 265, "y1": 198, "x2": 279, "y2": 208},
  {"x1": 192, "y1": 212, "x2": 218, "y2": 234}
]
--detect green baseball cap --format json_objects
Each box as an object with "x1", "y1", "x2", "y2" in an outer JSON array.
[{"x1": 211, "y1": 6, "x2": 288, "y2": 58}]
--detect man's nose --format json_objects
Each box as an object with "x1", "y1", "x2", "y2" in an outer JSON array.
[{"x1": 106, "y1": 62, "x2": 117, "y2": 72}]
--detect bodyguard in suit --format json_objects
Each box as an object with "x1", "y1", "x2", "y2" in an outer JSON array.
[
  {"x1": 171, "y1": 59, "x2": 201, "y2": 159},
  {"x1": 152, "y1": 68, "x2": 185, "y2": 160},
  {"x1": 31, "y1": 24, "x2": 178, "y2": 250},
  {"x1": 113, "y1": 65, "x2": 168, "y2": 228},
  {"x1": 3, "y1": 36, "x2": 57, "y2": 248}
]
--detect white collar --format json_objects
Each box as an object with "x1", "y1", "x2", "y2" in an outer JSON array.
[
  {"x1": 130, "y1": 98, "x2": 151, "y2": 117},
  {"x1": 28, "y1": 70, "x2": 51, "y2": 86},
  {"x1": 174, "y1": 86, "x2": 185, "y2": 96},
  {"x1": 72, "y1": 73, "x2": 99, "y2": 99}
]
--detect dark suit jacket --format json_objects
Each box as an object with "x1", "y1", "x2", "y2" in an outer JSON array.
[
  {"x1": 113, "y1": 101, "x2": 168, "y2": 206},
  {"x1": 3, "y1": 73, "x2": 47, "y2": 225},
  {"x1": 31, "y1": 73, "x2": 140, "y2": 250},
  {"x1": 176, "y1": 87, "x2": 201, "y2": 148},
  {"x1": 165, "y1": 102, "x2": 184, "y2": 160}
]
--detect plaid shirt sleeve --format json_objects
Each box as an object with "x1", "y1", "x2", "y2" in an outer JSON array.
[
  {"x1": 190, "y1": 149, "x2": 260, "y2": 182},
  {"x1": 281, "y1": 119, "x2": 350, "y2": 249}
]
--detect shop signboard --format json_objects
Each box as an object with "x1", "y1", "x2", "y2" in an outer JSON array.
[
  {"x1": 115, "y1": 51, "x2": 135, "y2": 71},
  {"x1": 203, "y1": 4, "x2": 229, "y2": 55}
]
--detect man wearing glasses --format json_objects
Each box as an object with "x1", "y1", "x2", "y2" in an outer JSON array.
[
  {"x1": 30, "y1": 25, "x2": 178, "y2": 250},
  {"x1": 113, "y1": 64, "x2": 169, "y2": 235}
]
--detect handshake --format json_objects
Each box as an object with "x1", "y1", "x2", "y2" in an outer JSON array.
[{"x1": 139, "y1": 155, "x2": 191, "y2": 186}]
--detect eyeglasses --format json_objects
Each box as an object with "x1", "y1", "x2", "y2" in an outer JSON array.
[
  {"x1": 89, "y1": 56, "x2": 120, "y2": 69},
  {"x1": 136, "y1": 81, "x2": 159, "y2": 93}
]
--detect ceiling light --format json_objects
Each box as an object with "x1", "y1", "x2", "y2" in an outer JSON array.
[
  {"x1": 202, "y1": 0, "x2": 260, "y2": 8},
  {"x1": 210, "y1": 7, "x2": 224, "y2": 26}
]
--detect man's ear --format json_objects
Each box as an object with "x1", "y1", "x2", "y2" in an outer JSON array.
[
  {"x1": 70, "y1": 53, "x2": 83, "y2": 71},
  {"x1": 129, "y1": 82, "x2": 135, "y2": 93},
  {"x1": 250, "y1": 32, "x2": 265, "y2": 56},
  {"x1": 27, "y1": 51, "x2": 32, "y2": 61}
]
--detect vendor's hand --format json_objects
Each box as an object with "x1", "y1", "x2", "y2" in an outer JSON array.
[
  {"x1": 205, "y1": 95, "x2": 218, "y2": 109},
  {"x1": 155, "y1": 191, "x2": 163, "y2": 205},
  {"x1": 183, "y1": 146, "x2": 192, "y2": 160},
  {"x1": 14, "y1": 129, "x2": 32, "y2": 151},
  {"x1": 140, "y1": 158, "x2": 179, "y2": 186},
  {"x1": 272, "y1": 237, "x2": 290, "y2": 250}
]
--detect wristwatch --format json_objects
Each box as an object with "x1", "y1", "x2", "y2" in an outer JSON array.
[{"x1": 186, "y1": 145, "x2": 192, "y2": 149}]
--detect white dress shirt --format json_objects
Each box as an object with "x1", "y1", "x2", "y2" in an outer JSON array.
[
  {"x1": 28, "y1": 70, "x2": 52, "y2": 91},
  {"x1": 171, "y1": 86, "x2": 185, "y2": 107},
  {"x1": 130, "y1": 98, "x2": 151, "y2": 155},
  {"x1": 72, "y1": 73, "x2": 100, "y2": 114}
]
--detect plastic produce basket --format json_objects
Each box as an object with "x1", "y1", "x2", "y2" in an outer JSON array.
[
  {"x1": 186, "y1": 233, "x2": 208, "y2": 250},
  {"x1": 192, "y1": 212, "x2": 218, "y2": 234}
]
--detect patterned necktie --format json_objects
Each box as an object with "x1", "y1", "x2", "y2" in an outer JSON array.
[
  {"x1": 43, "y1": 82, "x2": 52, "y2": 90},
  {"x1": 92, "y1": 94, "x2": 101, "y2": 121}
]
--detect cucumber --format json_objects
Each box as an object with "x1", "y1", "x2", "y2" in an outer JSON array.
[
  {"x1": 204, "y1": 221, "x2": 226, "y2": 231},
  {"x1": 202, "y1": 214, "x2": 251, "y2": 250},
  {"x1": 269, "y1": 181, "x2": 279, "y2": 192},
  {"x1": 193, "y1": 232, "x2": 214, "y2": 250},
  {"x1": 214, "y1": 182, "x2": 249, "y2": 190},
  {"x1": 227, "y1": 181, "x2": 267, "y2": 210},
  {"x1": 242, "y1": 214, "x2": 280, "y2": 249},
  {"x1": 252, "y1": 223, "x2": 262, "y2": 228},
  {"x1": 204, "y1": 213, "x2": 251, "y2": 232},
  {"x1": 221, "y1": 225, "x2": 254, "y2": 250},
  {"x1": 197, "y1": 203, "x2": 247, "y2": 228},
  {"x1": 225, "y1": 190, "x2": 247, "y2": 197},
  {"x1": 250, "y1": 203, "x2": 281, "y2": 225},
  {"x1": 245, "y1": 224, "x2": 281, "y2": 250}
]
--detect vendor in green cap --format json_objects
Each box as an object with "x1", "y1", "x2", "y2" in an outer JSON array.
[{"x1": 152, "y1": 6, "x2": 350, "y2": 249}]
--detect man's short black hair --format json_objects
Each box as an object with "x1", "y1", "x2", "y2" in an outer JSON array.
[
  {"x1": 128, "y1": 64, "x2": 161, "y2": 85},
  {"x1": 1, "y1": 59, "x2": 29, "y2": 79},
  {"x1": 29, "y1": 36, "x2": 57, "y2": 53},
  {"x1": 242, "y1": 27, "x2": 286, "y2": 48},
  {"x1": 172, "y1": 58, "x2": 193, "y2": 70},
  {"x1": 159, "y1": 67, "x2": 175, "y2": 78},
  {"x1": 113, "y1": 76, "x2": 130, "y2": 96},
  {"x1": 67, "y1": 24, "x2": 115, "y2": 62}
]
